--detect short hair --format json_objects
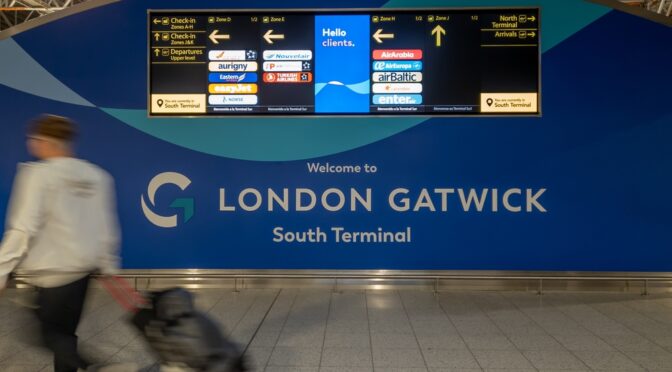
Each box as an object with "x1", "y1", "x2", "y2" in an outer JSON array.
[{"x1": 28, "y1": 114, "x2": 78, "y2": 142}]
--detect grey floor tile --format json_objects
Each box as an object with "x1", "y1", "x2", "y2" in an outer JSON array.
[
  {"x1": 573, "y1": 350, "x2": 645, "y2": 371},
  {"x1": 320, "y1": 347, "x2": 372, "y2": 368},
  {"x1": 606, "y1": 334, "x2": 666, "y2": 352},
  {"x1": 79, "y1": 342, "x2": 126, "y2": 364},
  {"x1": 0, "y1": 365, "x2": 46, "y2": 372},
  {"x1": 371, "y1": 332, "x2": 419, "y2": 349},
  {"x1": 421, "y1": 349, "x2": 480, "y2": 369},
  {"x1": 498, "y1": 323, "x2": 548, "y2": 336},
  {"x1": 244, "y1": 346, "x2": 273, "y2": 370},
  {"x1": 372, "y1": 348, "x2": 426, "y2": 368},
  {"x1": 267, "y1": 346, "x2": 322, "y2": 367},
  {"x1": 264, "y1": 367, "x2": 319, "y2": 372},
  {"x1": 320, "y1": 368, "x2": 373, "y2": 372},
  {"x1": 369, "y1": 321, "x2": 414, "y2": 334},
  {"x1": 508, "y1": 333, "x2": 565, "y2": 351},
  {"x1": 0, "y1": 338, "x2": 25, "y2": 362},
  {"x1": 87, "y1": 327, "x2": 137, "y2": 349},
  {"x1": 373, "y1": 368, "x2": 428, "y2": 372},
  {"x1": 622, "y1": 350, "x2": 672, "y2": 371},
  {"x1": 645, "y1": 334, "x2": 672, "y2": 348},
  {"x1": 471, "y1": 349, "x2": 535, "y2": 370},
  {"x1": 553, "y1": 334, "x2": 615, "y2": 351},
  {"x1": 411, "y1": 320, "x2": 458, "y2": 336},
  {"x1": 324, "y1": 332, "x2": 371, "y2": 349},
  {"x1": 586, "y1": 324, "x2": 634, "y2": 336},
  {"x1": 2, "y1": 348, "x2": 52, "y2": 365},
  {"x1": 462, "y1": 334, "x2": 516, "y2": 350},
  {"x1": 249, "y1": 332, "x2": 281, "y2": 348},
  {"x1": 326, "y1": 320, "x2": 370, "y2": 334},
  {"x1": 522, "y1": 350, "x2": 588, "y2": 370},
  {"x1": 415, "y1": 334, "x2": 467, "y2": 350},
  {"x1": 276, "y1": 328, "x2": 325, "y2": 348}
]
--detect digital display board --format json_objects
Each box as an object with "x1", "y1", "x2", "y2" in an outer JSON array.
[{"x1": 149, "y1": 9, "x2": 540, "y2": 116}]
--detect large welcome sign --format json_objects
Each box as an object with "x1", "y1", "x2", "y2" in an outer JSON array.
[{"x1": 0, "y1": 0, "x2": 671, "y2": 272}]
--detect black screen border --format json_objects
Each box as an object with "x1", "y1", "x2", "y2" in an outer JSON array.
[{"x1": 147, "y1": 7, "x2": 542, "y2": 118}]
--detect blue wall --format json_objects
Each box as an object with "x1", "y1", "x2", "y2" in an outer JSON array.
[{"x1": 1, "y1": 0, "x2": 671, "y2": 271}]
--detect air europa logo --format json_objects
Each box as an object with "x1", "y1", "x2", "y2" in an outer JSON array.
[{"x1": 141, "y1": 172, "x2": 194, "y2": 228}]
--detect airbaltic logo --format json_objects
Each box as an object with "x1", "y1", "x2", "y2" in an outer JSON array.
[{"x1": 141, "y1": 172, "x2": 194, "y2": 228}]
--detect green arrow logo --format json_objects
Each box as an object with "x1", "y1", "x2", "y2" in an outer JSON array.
[{"x1": 170, "y1": 198, "x2": 194, "y2": 223}]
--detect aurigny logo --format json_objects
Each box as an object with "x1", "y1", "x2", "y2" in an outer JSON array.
[{"x1": 141, "y1": 172, "x2": 194, "y2": 228}]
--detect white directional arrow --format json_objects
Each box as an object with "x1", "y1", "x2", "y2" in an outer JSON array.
[
  {"x1": 209, "y1": 29, "x2": 230, "y2": 44},
  {"x1": 373, "y1": 28, "x2": 394, "y2": 43},
  {"x1": 263, "y1": 29, "x2": 285, "y2": 44}
]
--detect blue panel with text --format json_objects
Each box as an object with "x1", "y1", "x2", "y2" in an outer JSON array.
[{"x1": 314, "y1": 15, "x2": 370, "y2": 113}]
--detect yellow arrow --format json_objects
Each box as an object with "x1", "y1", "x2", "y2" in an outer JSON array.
[
  {"x1": 154, "y1": 33, "x2": 160, "y2": 42},
  {"x1": 373, "y1": 28, "x2": 394, "y2": 43},
  {"x1": 154, "y1": 48, "x2": 160, "y2": 57},
  {"x1": 529, "y1": 15, "x2": 536, "y2": 22},
  {"x1": 431, "y1": 25, "x2": 446, "y2": 47},
  {"x1": 152, "y1": 18, "x2": 161, "y2": 25},
  {"x1": 263, "y1": 29, "x2": 285, "y2": 44},
  {"x1": 529, "y1": 31, "x2": 536, "y2": 37},
  {"x1": 209, "y1": 29, "x2": 230, "y2": 44}
]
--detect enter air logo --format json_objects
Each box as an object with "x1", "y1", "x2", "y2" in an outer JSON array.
[{"x1": 141, "y1": 172, "x2": 194, "y2": 228}]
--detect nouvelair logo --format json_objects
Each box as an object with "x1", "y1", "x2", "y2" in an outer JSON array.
[{"x1": 141, "y1": 172, "x2": 194, "y2": 228}]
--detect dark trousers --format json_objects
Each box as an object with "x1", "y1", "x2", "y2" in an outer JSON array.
[{"x1": 36, "y1": 275, "x2": 90, "y2": 372}]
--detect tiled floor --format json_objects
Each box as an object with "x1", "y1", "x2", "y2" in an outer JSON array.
[{"x1": 2, "y1": 288, "x2": 672, "y2": 371}]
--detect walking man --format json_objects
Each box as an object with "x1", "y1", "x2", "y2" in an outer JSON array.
[{"x1": 0, "y1": 114, "x2": 121, "y2": 372}]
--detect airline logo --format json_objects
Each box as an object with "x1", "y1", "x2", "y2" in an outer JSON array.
[
  {"x1": 373, "y1": 49, "x2": 423, "y2": 60},
  {"x1": 372, "y1": 94, "x2": 423, "y2": 105},
  {"x1": 373, "y1": 61, "x2": 423, "y2": 71},
  {"x1": 209, "y1": 95, "x2": 259, "y2": 105},
  {"x1": 208, "y1": 72, "x2": 258, "y2": 83},
  {"x1": 209, "y1": 50, "x2": 246, "y2": 61},
  {"x1": 209, "y1": 62, "x2": 258, "y2": 72},
  {"x1": 372, "y1": 72, "x2": 422, "y2": 83},
  {"x1": 372, "y1": 83, "x2": 423, "y2": 94},
  {"x1": 263, "y1": 50, "x2": 313, "y2": 61},
  {"x1": 263, "y1": 61, "x2": 304, "y2": 72},
  {"x1": 208, "y1": 84, "x2": 258, "y2": 94},
  {"x1": 263, "y1": 72, "x2": 313, "y2": 83}
]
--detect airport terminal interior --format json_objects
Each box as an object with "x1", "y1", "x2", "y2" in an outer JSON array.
[{"x1": 1, "y1": 0, "x2": 671, "y2": 371}]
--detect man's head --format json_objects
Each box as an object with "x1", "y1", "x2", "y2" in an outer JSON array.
[{"x1": 27, "y1": 114, "x2": 77, "y2": 159}]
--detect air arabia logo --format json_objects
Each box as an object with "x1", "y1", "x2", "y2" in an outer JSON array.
[{"x1": 141, "y1": 172, "x2": 194, "y2": 228}]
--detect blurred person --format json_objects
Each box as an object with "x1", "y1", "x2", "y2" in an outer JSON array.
[{"x1": 0, "y1": 115, "x2": 121, "y2": 372}]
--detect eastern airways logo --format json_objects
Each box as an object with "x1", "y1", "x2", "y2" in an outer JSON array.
[{"x1": 141, "y1": 172, "x2": 194, "y2": 228}]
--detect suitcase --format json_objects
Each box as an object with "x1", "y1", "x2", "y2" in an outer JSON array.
[{"x1": 100, "y1": 277, "x2": 247, "y2": 372}]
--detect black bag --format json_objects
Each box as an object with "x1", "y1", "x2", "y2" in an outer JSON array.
[{"x1": 130, "y1": 288, "x2": 247, "y2": 372}]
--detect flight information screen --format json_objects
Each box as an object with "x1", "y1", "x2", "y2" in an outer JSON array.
[{"x1": 149, "y1": 9, "x2": 540, "y2": 116}]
